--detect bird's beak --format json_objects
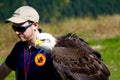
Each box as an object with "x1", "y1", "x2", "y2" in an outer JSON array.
[{"x1": 35, "y1": 40, "x2": 44, "y2": 46}]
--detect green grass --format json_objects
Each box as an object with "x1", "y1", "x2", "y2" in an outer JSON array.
[
  {"x1": 0, "y1": 56, "x2": 15, "y2": 80},
  {"x1": 0, "y1": 15, "x2": 120, "y2": 80},
  {"x1": 1, "y1": 36, "x2": 120, "y2": 80},
  {"x1": 5, "y1": 72, "x2": 15, "y2": 80},
  {"x1": 89, "y1": 36, "x2": 120, "y2": 80}
]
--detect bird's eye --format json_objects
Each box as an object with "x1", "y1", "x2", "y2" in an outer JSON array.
[
  {"x1": 46, "y1": 39, "x2": 50, "y2": 42},
  {"x1": 40, "y1": 39, "x2": 46, "y2": 41},
  {"x1": 40, "y1": 39, "x2": 50, "y2": 42}
]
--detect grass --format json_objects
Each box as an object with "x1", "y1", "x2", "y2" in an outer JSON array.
[
  {"x1": 0, "y1": 14, "x2": 120, "y2": 80},
  {"x1": 89, "y1": 36, "x2": 120, "y2": 80}
]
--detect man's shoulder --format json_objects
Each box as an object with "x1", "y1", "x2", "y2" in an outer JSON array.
[{"x1": 14, "y1": 41, "x2": 27, "y2": 49}]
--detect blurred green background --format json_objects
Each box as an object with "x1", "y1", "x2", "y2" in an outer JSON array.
[
  {"x1": 0, "y1": 0, "x2": 120, "y2": 80},
  {"x1": 0, "y1": 0, "x2": 120, "y2": 23}
]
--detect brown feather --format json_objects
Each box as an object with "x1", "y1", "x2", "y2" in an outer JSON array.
[{"x1": 51, "y1": 33, "x2": 110, "y2": 80}]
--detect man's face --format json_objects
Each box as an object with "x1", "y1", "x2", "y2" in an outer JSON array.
[{"x1": 12, "y1": 21, "x2": 34, "y2": 42}]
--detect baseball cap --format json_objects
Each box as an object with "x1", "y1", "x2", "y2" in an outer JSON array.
[{"x1": 6, "y1": 6, "x2": 39, "y2": 23}]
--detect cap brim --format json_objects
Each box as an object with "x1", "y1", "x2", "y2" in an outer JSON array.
[{"x1": 5, "y1": 17, "x2": 27, "y2": 23}]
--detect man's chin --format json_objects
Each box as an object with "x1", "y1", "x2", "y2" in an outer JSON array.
[{"x1": 19, "y1": 38, "x2": 27, "y2": 42}]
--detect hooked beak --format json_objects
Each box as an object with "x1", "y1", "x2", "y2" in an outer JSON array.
[{"x1": 35, "y1": 40, "x2": 44, "y2": 46}]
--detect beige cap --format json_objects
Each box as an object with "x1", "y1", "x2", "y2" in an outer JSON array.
[{"x1": 6, "y1": 6, "x2": 39, "y2": 23}]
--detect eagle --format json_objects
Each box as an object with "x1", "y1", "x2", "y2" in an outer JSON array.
[{"x1": 35, "y1": 33, "x2": 110, "y2": 80}]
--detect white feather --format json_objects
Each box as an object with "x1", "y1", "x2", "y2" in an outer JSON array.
[{"x1": 36, "y1": 33, "x2": 56, "y2": 52}]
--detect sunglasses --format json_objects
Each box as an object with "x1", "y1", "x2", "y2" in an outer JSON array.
[{"x1": 12, "y1": 22, "x2": 33, "y2": 32}]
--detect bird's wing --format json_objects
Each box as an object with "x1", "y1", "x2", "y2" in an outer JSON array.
[{"x1": 51, "y1": 33, "x2": 110, "y2": 80}]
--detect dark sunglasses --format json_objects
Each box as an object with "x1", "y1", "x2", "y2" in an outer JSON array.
[{"x1": 12, "y1": 22, "x2": 33, "y2": 32}]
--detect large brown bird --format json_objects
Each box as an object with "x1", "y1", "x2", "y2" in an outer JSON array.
[{"x1": 35, "y1": 33, "x2": 110, "y2": 80}]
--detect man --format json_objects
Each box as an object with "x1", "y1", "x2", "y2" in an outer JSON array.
[{"x1": 0, "y1": 6, "x2": 61, "y2": 80}]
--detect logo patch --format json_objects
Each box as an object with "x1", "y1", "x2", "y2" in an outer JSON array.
[{"x1": 34, "y1": 53, "x2": 46, "y2": 66}]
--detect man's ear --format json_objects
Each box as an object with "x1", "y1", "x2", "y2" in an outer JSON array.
[
  {"x1": 33, "y1": 22, "x2": 39, "y2": 31},
  {"x1": 33, "y1": 22, "x2": 39, "y2": 27}
]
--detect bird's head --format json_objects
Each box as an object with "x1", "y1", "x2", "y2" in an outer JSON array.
[{"x1": 35, "y1": 33, "x2": 56, "y2": 52}]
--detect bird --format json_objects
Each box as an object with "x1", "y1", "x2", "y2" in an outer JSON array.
[{"x1": 35, "y1": 33, "x2": 110, "y2": 80}]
